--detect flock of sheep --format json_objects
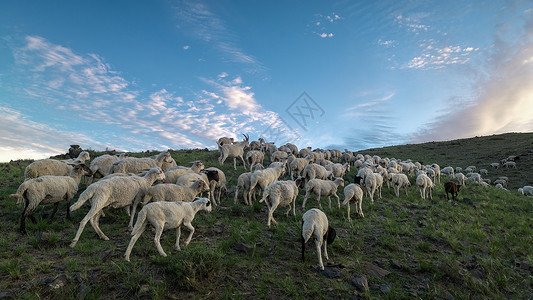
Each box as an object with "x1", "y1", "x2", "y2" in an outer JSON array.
[{"x1": 8, "y1": 135, "x2": 533, "y2": 271}]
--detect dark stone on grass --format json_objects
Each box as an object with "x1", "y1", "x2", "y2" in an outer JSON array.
[
  {"x1": 465, "y1": 255, "x2": 476, "y2": 263},
  {"x1": 0, "y1": 291, "x2": 13, "y2": 299},
  {"x1": 233, "y1": 242, "x2": 253, "y2": 254},
  {"x1": 360, "y1": 262, "x2": 391, "y2": 278},
  {"x1": 98, "y1": 250, "x2": 112, "y2": 262},
  {"x1": 380, "y1": 284, "x2": 391, "y2": 293},
  {"x1": 351, "y1": 275, "x2": 369, "y2": 292},
  {"x1": 369, "y1": 284, "x2": 380, "y2": 291},
  {"x1": 48, "y1": 274, "x2": 67, "y2": 289},
  {"x1": 78, "y1": 285, "x2": 91, "y2": 300},
  {"x1": 73, "y1": 272, "x2": 83, "y2": 283},
  {"x1": 445, "y1": 291, "x2": 454, "y2": 300},
  {"x1": 390, "y1": 259, "x2": 402, "y2": 269},
  {"x1": 319, "y1": 267, "x2": 342, "y2": 278}
]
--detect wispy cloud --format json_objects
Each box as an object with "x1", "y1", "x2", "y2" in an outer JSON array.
[
  {"x1": 406, "y1": 42, "x2": 479, "y2": 69},
  {"x1": 312, "y1": 12, "x2": 342, "y2": 38},
  {"x1": 342, "y1": 92, "x2": 395, "y2": 118},
  {"x1": 395, "y1": 14, "x2": 430, "y2": 34}
]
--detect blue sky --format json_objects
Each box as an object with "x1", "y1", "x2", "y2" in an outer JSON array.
[{"x1": 1, "y1": 0, "x2": 532, "y2": 162}]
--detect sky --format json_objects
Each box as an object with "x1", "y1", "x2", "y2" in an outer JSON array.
[{"x1": 1, "y1": 0, "x2": 532, "y2": 162}]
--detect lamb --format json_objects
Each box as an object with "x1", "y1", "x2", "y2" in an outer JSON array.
[
  {"x1": 218, "y1": 134, "x2": 250, "y2": 170},
  {"x1": 518, "y1": 186, "x2": 533, "y2": 196},
  {"x1": 69, "y1": 167, "x2": 165, "y2": 248},
  {"x1": 249, "y1": 137, "x2": 264, "y2": 151},
  {"x1": 301, "y1": 208, "x2": 336, "y2": 271},
  {"x1": 444, "y1": 181, "x2": 460, "y2": 201},
  {"x1": 431, "y1": 164, "x2": 441, "y2": 183},
  {"x1": 465, "y1": 166, "x2": 477, "y2": 173},
  {"x1": 259, "y1": 179, "x2": 303, "y2": 227},
  {"x1": 490, "y1": 162, "x2": 500, "y2": 169},
  {"x1": 494, "y1": 183, "x2": 505, "y2": 190},
  {"x1": 289, "y1": 157, "x2": 311, "y2": 180},
  {"x1": 392, "y1": 173, "x2": 410, "y2": 197},
  {"x1": 416, "y1": 173, "x2": 434, "y2": 200},
  {"x1": 24, "y1": 151, "x2": 91, "y2": 181},
  {"x1": 124, "y1": 198, "x2": 212, "y2": 261},
  {"x1": 248, "y1": 163, "x2": 286, "y2": 202},
  {"x1": 503, "y1": 161, "x2": 517, "y2": 169},
  {"x1": 365, "y1": 173, "x2": 383, "y2": 203},
  {"x1": 246, "y1": 150, "x2": 265, "y2": 172},
  {"x1": 479, "y1": 168, "x2": 489, "y2": 176},
  {"x1": 455, "y1": 167, "x2": 463, "y2": 173},
  {"x1": 325, "y1": 163, "x2": 350, "y2": 178},
  {"x1": 175, "y1": 169, "x2": 220, "y2": 199},
  {"x1": 454, "y1": 173, "x2": 466, "y2": 186},
  {"x1": 302, "y1": 163, "x2": 333, "y2": 184},
  {"x1": 110, "y1": 151, "x2": 173, "y2": 174},
  {"x1": 234, "y1": 164, "x2": 264, "y2": 205},
  {"x1": 10, "y1": 164, "x2": 93, "y2": 234},
  {"x1": 88, "y1": 153, "x2": 129, "y2": 184},
  {"x1": 164, "y1": 161, "x2": 205, "y2": 184},
  {"x1": 492, "y1": 179, "x2": 507, "y2": 188},
  {"x1": 468, "y1": 173, "x2": 482, "y2": 184},
  {"x1": 204, "y1": 167, "x2": 227, "y2": 205},
  {"x1": 302, "y1": 177, "x2": 345, "y2": 209},
  {"x1": 441, "y1": 166, "x2": 455, "y2": 178},
  {"x1": 342, "y1": 183, "x2": 364, "y2": 220}
]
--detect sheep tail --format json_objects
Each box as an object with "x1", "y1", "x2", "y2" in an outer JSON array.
[
  {"x1": 10, "y1": 182, "x2": 29, "y2": 205},
  {"x1": 131, "y1": 208, "x2": 147, "y2": 236},
  {"x1": 70, "y1": 186, "x2": 94, "y2": 211}
]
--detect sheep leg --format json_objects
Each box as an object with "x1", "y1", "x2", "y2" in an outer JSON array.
[
  {"x1": 234, "y1": 185, "x2": 240, "y2": 204},
  {"x1": 239, "y1": 156, "x2": 246, "y2": 169},
  {"x1": 129, "y1": 194, "x2": 143, "y2": 230},
  {"x1": 358, "y1": 197, "x2": 364, "y2": 218},
  {"x1": 19, "y1": 201, "x2": 30, "y2": 234},
  {"x1": 175, "y1": 227, "x2": 181, "y2": 251},
  {"x1": 183, "y1": 222, "x2": 195, "y2": 247},
  {"x1": 153, "y1": 224, "x2": 167, "y2": 257},
  {"x1": 66, "y1": 197, "x2": 72, "y2": 220},
  {"x1": 49, "y1": 202, "x2": 59, "y2": 221},
  {"x1": 124, "y1": 221, "x2": 147, "y2": 262},
  {"x1": 90, "y1": 210, "x2": 109, "y2": 241},
  {"x1": 317, "y1": 193, "x2": 323, "y2": 209},
  {"x1": 346, "y1": 201, "x2": 351, "y2": 221},
  {"x1": 315, "y1": 239, "x2": 324, "y2": 270},
  {"x1": 327, "y1": 196, "x2": 332, "y2": 209},
  {"x1": 334, "y1": 194, "x2": 341, "y2": 209},
  {"x1": 323, "y1": 240, "x2": 329, "y2": 261},
  {"x1": 302, "y1": 190, "x2": 310, "y2": 209},
  {"x1": 70, "y1": 205, "x2": 102, "y2": 248}
]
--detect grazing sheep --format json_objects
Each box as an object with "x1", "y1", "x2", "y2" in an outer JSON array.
[
  {"x1": 444, "y1": 181, "x2": 460, "y2": 201},
  {"x1": 455, "y1": 167, "x2": 463, "y2": 173},
  {"x1": 259, "y1": 179, "x2": 303, "y2": 227},
  {"x1": 495, "y1": 183, "x2": 505, "y2": 190},
  {"x1": 431, "y1": 164, "x2": 441, "y2": 183},
  {"x1": 465, "y1": 166, "x2": 476, "y2": 173},
  {"x1": 289, "y1": 156, "x2": 312, "y2": 180},
  {"x1": 392, "y1": 173, "x2": 410, "y2": 197},
  {"x1": 454, "y1": 173, "x2": 466, "y2": 186},
  {"x1": 218, "y1": 134, "x2": 250, "y2": 170},
  {"x1": 69, "y1": 167, "x2": 165, "y2": 248},
  {"x1": 249, "y1": 163, "x2": 286, "y2": 202},
  {"x1": 110, "y1": 151, "x2": 173, "y2": 174},
  {"x1": 479, "y1": 168, "x2": 489, "y2": 176},
  {"x1": 23, "y1": 151, "x2": 90, "y2": 181},
  {"x1": 365, "y1": 173, "x2": 383, "y2": 203},
  {"x1": 425, "y1": 168, "x2": 436, "y2": 183},
  {"x1": 164, "y1": 161, "x2": 205, "y2": 184},
  {"x1": 175, "y1": 169, "x2": 220, "y2": 198},
  {"x1": 301, "y1": 208, "x2": 336, "y2": 271},
  {"x1": 124, "y1": 198, "x2": 212, "y2": 261},
  {"x1": 234, "y1": 164, "x2": 265, "y2": 205},
  {"x1": 492, "y1": 179, "x2": 507, "y2": 187},
  {"x1": 416, "y1": 173, "x2": 434, "y2": 200},
  {"x1": 518, "y1": 186, "x2": 533, "y2": 196},
  {"x1": 217, "y1": 137, "x2": 234, "y2": 146},
  {"x1": 503, "y1": 161, "x2": 517, "y2": 169},
  {"x1": 342, "y1": 183, "x2": 364, "y2": 220},
  {"x1": 246, "y1": 150, "x2": 265, "y2": 172},
  {"x1": 271, "y1": 150, "x2": 289, "y2": 163},
  {"x1": 10, "y1": 164, "x2": 93, "y2": 234},
  {"x1": 441, "y1": 166, "x2": 455, "y2": 178},
  {"x1": 88, "y1": 153, "x2": 129, "y2": 184},
  {"x1": 468, "y1": 173, "x2": 483, "y2": 184},
  {"x1": 341, "y1": 152, "x2": 355, "y2": 166},
  {"x1": 299, "y1": 147, "x2": 312, "y2": 158},
  {"x1": 490, "y1": 162, "x2": 500, "y2": 169},
  {"x1": 302, "y1": 178, "x2": 345, "y2": 209},
  {"x1": 302, "y1": 163, "x2": 333, "y2": 184},
  {"x1": 325, "y1": 163, "x2": 350, "y2": 179}
]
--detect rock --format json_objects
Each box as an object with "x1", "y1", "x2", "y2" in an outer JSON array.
[
  {"x1": 97, "y1": 250, "x2": 112, "y2": 262},
  {"x1": 0, "y1": 291, "x2": 13, "y2": 299},
  {"x1": 73, "y1": 272, "x2": 83, "y2": 283},
  {"x1": 445, "y1": 291, "x2": 454, "y2": 300},
  {"x1": 360, "y1": 262, "x2": 391, "y2": 278},
  {"x1": 319, "y1": 267, "x2": 342, "y2": 278},
  {"x1": 369, "y1": 284, "x2": 381, "y2": 291},
  {"x1": 465, "y1": 255, "x2": 476, "y2": 263},
  {"x1": 78, "y1": 285, "x2": 91, "y2": 300},
  {"x1": 380, "y1": 284, "x2": 391, "y2": 293},
  {"x1": 351, "y1": 275, "x2": 369, "y2": 292},
  {"x1": 233, "y1": 242, "x2": 253, "y2": 254},
  {"x1": 390, "y1": 259, "x2": 402, "y2": 269},
  {"x1": 49, "y1": 274, "x2": 67, "y2": 290}
]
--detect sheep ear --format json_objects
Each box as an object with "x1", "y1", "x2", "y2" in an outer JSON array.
[
  {"x1": 326, "y1": 226, "x2": 336, "y2": 244},
  {"x1": 206, "y1": 200, "x2": 211, "y2": 207}
]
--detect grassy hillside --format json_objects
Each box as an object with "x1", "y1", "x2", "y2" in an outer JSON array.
[{"x1": 0, "y1": 133, "x2": 532, "y2": 299}]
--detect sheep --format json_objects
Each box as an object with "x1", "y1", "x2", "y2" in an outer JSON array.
[
  {"x1": 271, "y1": 150, "x2": 288, "y2": 163},
  {"x1": 124, "y1": 198, "x2": 212, "y2": 261},
  {"x1": 110, "y1": 151, "x2": 173, "y2": 174},
  {"x1": 454, "y1": 173, "x2": 466, "y2": 186},
  {"x1": 518, "y1": 186, "x2": 533, "y2": 196},
  {"x1": 343, "y1": 183, "x2": 364, "y2": 220},
  {"x1": 495, "y1": 183, "x2": 505, "y2": 190},
  {"x1": 503, "y1": 161, "x2": 517, "y2": 169},
  {"x1": 69, "y1": 167, "x2": 165, "y2": 248},
  {"x1": 441, "y1": 166, "x2": 455, "y2": 178},
  {"x1": 416, "y1": 173, "x2": 434, "y2": 200},
  {"x1": 163, "y1": 161, "x2": 205, "y2": 184},
  {"x1": 218, "y1": 134, "x2": 250, "y2": 170},
  {"x1": 10, "y1": 164, "x2": 93, "y2": 234},
  {"x1": 175, "y1": 169, "x2": 220, "y2": 199},
  {"x1": 465, "y1": 165, "x2": 476, "y2": 173},
  {"x1": 234, "y1": 164, "x2": 265, "y2": 205},
  {"x1": 203, "y1": 167, "x2": 227, "y2": 205},
  {"x1": 301, "y1": 208, "x2": 336, "y2": 271},
  {"x1": 299, "y1": 147, "x2": 312, "y2": 158},
  {"x1": 246, "y1": 150, "x2": 265, "y2": 172},
  {"x1": 431, "y1": 164, "x2": 441, "y2": 183},
  {"x1": 341, "y1": 152, "x2": 355, "y2": 166},
  {"x1": 455, "y1": 167, "x2": 463, "y2": 173},
  {"x1": 302, "y1": 177, "x2": 345, "y2": 209},
  {"x1": 468, "y1": 173, "x2": 483, "y2": 184},
  {"x1": 259, "y1": 179, "x2": 303, "y2": 227},
  {"x1": 217, "y1": 137, "x2": 234, "y2": 146},
  {"x1": 289, "y1": 157, "x2": 311, "y2": 180},
  {"x1": 444, "y1": 181, "x2": 460, "y2": 201},
  {"x1": 248, "y1": 163, "x2": 286, "y2": 203},
  {"x1": 490, "y1": 162, "x2": 500, "y2": 169},
  {"x1": 479, "y1": 168, "x2": 489, "y2": 176},
  {"x1": 392, "y1": 173, "x2": 410, "y2": 197},
  {"x1": 302, "y1": 163, "x2": 333, "y2": 184},
  {"x1": 365, "y1": 173, "x2": 383, "y2": 203},
  {"x1": 325, "y1": 163, "x2": 350, "y2": 178},
  {"x1": 88, "y1": 153, "x2": 129, "y2": 184},
  {"x1": 23, "y1": 151, "x2": 91, "y2": 181}
]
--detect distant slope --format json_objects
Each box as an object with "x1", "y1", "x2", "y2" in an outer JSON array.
[{"x1": 361, "y1": 132, "x2": 533, "y2": 190}]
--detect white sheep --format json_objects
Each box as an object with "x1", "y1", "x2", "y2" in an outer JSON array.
[
  {"x1": 392, "y1": 173, "x2": 410, "y2": 197},
  {"x1": 259, "y1": 179, "x2": 303, "y2": 227},
  {"x1": 454, "y1": 173, "x2": 466, "y2": 186},
  {"x1": 299, "y1": 147, "x2": 312, "y2": 158},
  {"x1": 301, "y1": 208, "x2": 336, "y2": 271},
  {"x1": 365, "y1": 173, "x2": 383, "y2": 203},
  {"x1": 503, "y1": 161, "x2": 517, "y2": 169},
  {"x1": 518, "y1": 186, "x2": 533, "y2": 196},
  {"x1": 234, "y1": 164, "x2": 264, "y2": 205},
  {"x1": 431, "y1": 164, "x2": 441, "y2": 183},
  {"x1": 217, "y1": 137, "x2": 234, "y2": 146},
  {"x1": 302, "y1": 163, "x2": 333, "y2": 184},
  {"x1": 490, "y1": 163, "x2": 500, "y2": 169},
  {"x1": 325, "y1": 163, "x2": 350, "y2": 178},
  {"x1": 246, "y1": 150, "x2": 265, "y2": 172},
  {"x1": 218, "y1": 134, "x2": 250, "y2": 170},
  {"x1": 23, "y1": 151, "x2": 91, "y2": 181},
  {"x1": 271, "y1": 150, "x2": 288, "y2": 163},
  {"x1": 302, "y1": 177, "x2": 345, "y2": 209},
  {"x1": 455, "y1": 167, "x2": 463, "y2": 173},
  {"x1": 69, "y1": 167, "x2": 165, "y2": 248},
  {"x1": 124, "y1": 198, "x2": 212, "y2": 261},
  {"x1": 88, "y1": 153, "x2": 129, "y2": 184},
  {"x1": 289, "y1": 157, "x2": 311, "y2": 180},
  {"x1": 110, "y1": 151, "x2": 173, "y2": 174},
  {"x1": 163, "y1": 161, "x2": 205, "y2": 184},
  {"x1": 342, "y1": 183, "x2": 364, "y2": 220},
  {"x1": 416, "y1": 173, "x2": 434, "y2": 200},
  {"x1": 479, "y1": 168, "x2": 489, "y2": 176},
  {"x1": 441, "y1": 166, "x2": 455, "y2": 178},
  {"x1": 248, "y1": 163, "x2": 286, "y2": 203},
  {"x1": 10, "y1": 164, "x2": 93, "y2": 234}
]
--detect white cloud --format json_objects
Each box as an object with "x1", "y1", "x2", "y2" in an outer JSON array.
[
  {"x1": 406, "y1": 43, "x2": 479, "y2": 69},
  {"x1": 183, "y1": 45, "x2": 190, "y2": 50}
]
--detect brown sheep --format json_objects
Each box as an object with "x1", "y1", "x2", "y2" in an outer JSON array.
[{"x1": 444, "y1": 181, "x2": 460, "y2": 201}]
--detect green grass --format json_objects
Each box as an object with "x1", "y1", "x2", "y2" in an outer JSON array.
[{"x1": 0, "y1": 133, "x2": 532, "y2": 298}]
